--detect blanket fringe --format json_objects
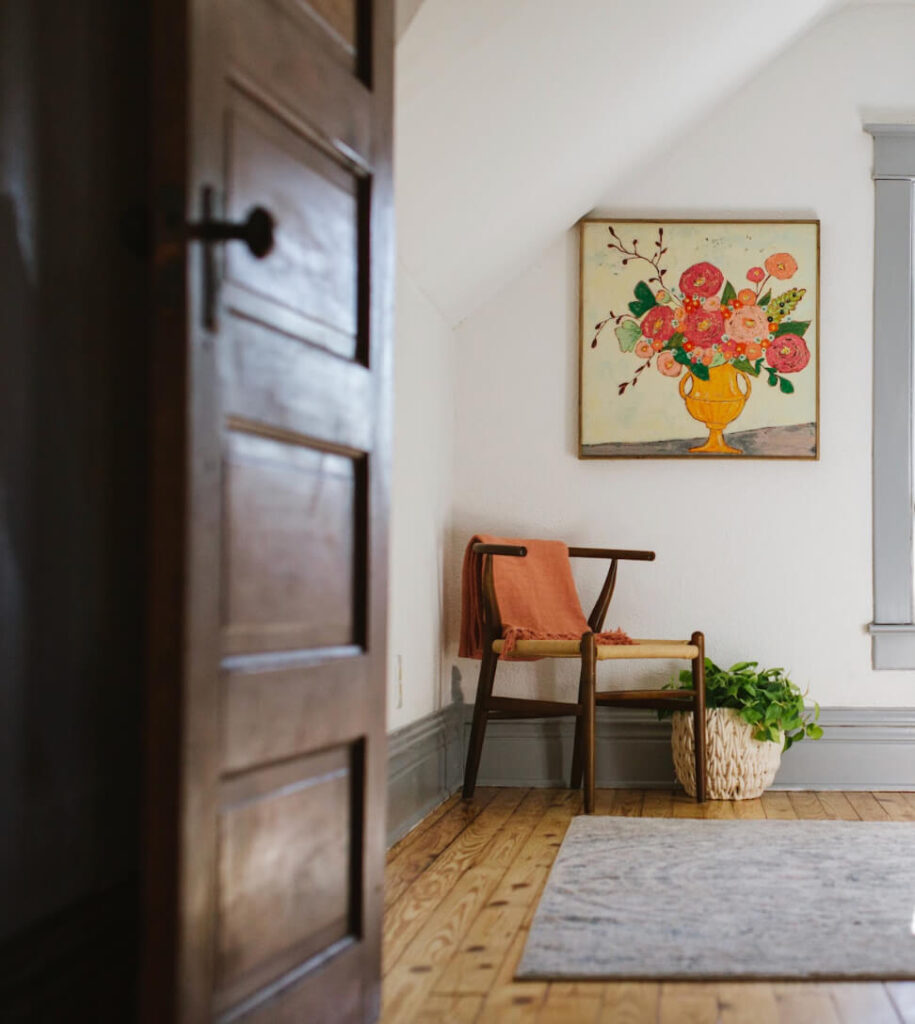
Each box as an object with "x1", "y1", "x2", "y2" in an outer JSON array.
[{"x1": 501, "y1": 626, "x2": 634, "y2": 657}]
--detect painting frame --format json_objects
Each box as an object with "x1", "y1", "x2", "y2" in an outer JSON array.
[{"x1": 578, "y1": 218, "x2": 820, "y2": 460}]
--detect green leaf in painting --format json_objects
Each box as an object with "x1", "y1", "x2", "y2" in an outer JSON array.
[
  {"x1": 673, "y1": 348, "x2": 692, "y2": 368},
  {"x1": 628, "y1": 280, "x2": 657, "y2": 318},
  {"x1": 664, "y1": 331, "x2": 684, "y2": 350},
  {"x1": 614, "y1": 319, "x2": 641, "y2": 352},
  {"x1": 774, "y1": 320, "x2": 810, "y2": 338},
  {"x1": 767, "y1": 371, "x2": 778, "y2": 387},
  {"x1": 721, "y1": 281, "x2": 736, "y2": 305},
  {"x1": 732, "y1": 355, "x2": 760, "y2": 377},
  {"x1": 779, "y1": 376, "x2": 795, "y2": 395},
  {"x1": 754, "y1": 357, "x2": 764, "y2": 374},
  {"x1": 758, "y1": 290, "x2": 771, "y2": 307},
  {"x1": 690, "y1": 361, "x2": 710, "y2": 382}
]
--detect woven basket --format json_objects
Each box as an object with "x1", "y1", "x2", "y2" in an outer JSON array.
[{"x1": 671, "y1": 708, "x2": 782, "y2": 800}]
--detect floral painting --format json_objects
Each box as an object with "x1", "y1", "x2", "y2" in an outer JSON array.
[{"x1": 579, "y1": 220, "x2": 819, "y2": 458}]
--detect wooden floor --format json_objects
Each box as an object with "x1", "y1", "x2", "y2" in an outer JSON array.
[{"x1": 382, "y1": 788, "x2": 915, "y2": 1023}]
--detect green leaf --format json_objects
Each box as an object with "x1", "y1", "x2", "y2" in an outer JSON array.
[
  {"x1": 673, "y1": 348, "x2": 692, "y2": 368},
  {"x1": 628, "y1": 280, "x2": 657, "y2": 318},
  {"x1": 690, "y1": 362, "x2": 710, "y2": 382},
  {"x1": 754, "y1": 357, "x2": 765, "y2": 374},
  {"x1": 668, "y1": 658, "x2": 821, "y2": 751},
  {"x1": 721, "y1": 281, "x2": 736, "y2": 305},
  {"x1": 758, "y1": 290, "x2": 771, "y2": 307},
  {"x1": 732, "y1": 355, "x2": 760, "y2": 377},
  {"x1": 664, "y1": 331, "x2": 685, "y2": 351},
  {"x1": 774, "y1": 320, "x2": 810, "y2": 338},
  {"x1": 767, "y1": 372, "x2": 778, "y2": 387},
  {"x1": 779, "y1": 376, "x2": 795, "y2": 395},
  {"x1": 615, "y1": 319, "x2": 642, "y2": 353}
]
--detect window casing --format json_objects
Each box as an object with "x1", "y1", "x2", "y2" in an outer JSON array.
[{"x1": 866, "y1": 124, "x2": 915, "y2": 668}]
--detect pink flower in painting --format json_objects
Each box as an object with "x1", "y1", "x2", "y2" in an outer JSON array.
[
  {"x1": 679, "y1": 261, "x2": 724, "y2": 299},
  {"x1": 656, "y1": 351, "x2": 682, "y2": 377},
  {"x1": 635, "y1": 339, "x2": 654, "y2": 359},
  {"x1": 683, "y1": 307, "x2": 725, "y2": 348},
  {"x1": 640, "y1": 305, "x2": 675, "y2": 343},
  {"x1": 747, "y1": 266, "x2": 766, "y2": 284},
  {"x1": 725, "y1": 304, "x2": 770, "y2": 344},
  {"x1": 765, "y1": 253, "x2": 798, "y2": 280},
  {"x1": 766, "y1": 334, "x2": 810, "y2": 373}
]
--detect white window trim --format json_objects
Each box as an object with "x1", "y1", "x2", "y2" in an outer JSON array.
[{"x1": 865, "y1": 124, "x2": 915, "y2": 668}]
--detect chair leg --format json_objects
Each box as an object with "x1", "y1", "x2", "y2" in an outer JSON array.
[
  {"x1": 462, "y1": 641, "x2": 499, "y2": 799},
  {"x1": 691, "y1": 630, "x2": 707, "y2": 802},
  {"x1": 580, "y1": 632, "x2": 597, "y2": 813},
  {"x1": 569, "y1": 669, "x2": 587, "y2": 790}
]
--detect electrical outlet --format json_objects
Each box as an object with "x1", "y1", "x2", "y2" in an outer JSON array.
[{"x1": 395, "y1": 654, "x2": 403, "y2": 709}]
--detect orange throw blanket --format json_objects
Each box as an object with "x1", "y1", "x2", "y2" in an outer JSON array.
[{"x1": 458, "y1": 534, "x2": 633, "y2": 659}]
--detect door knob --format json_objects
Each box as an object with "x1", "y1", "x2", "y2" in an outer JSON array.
[
  {"x1": 187, "y1": 186, "x2": 275, "y2": 329},
  {"x1": 187, "y1": 203, "x2": 275, "y2": 259}
]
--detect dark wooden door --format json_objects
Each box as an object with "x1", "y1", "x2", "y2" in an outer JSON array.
[{"x1": 144, "y1": 1, "x2": 393, "y2": 1021}]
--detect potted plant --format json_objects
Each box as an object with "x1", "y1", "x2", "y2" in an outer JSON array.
[{"x1": 659, "y1": 659, "x2": 823, "y2": 799}]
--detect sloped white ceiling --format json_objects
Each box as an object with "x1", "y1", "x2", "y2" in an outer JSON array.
[{"x1": 396, "y1": 0, "x2": 846, "y2": 325}]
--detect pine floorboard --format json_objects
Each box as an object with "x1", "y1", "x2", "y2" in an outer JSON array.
[{"x1": 382, "y1": 788, "x2": 915, "y2": 1023}]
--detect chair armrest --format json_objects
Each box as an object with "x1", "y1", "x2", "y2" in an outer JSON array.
[
  {"x1": 471, "y1": 543, "x2": 527, "y2": 557},
  {"x1": 568, "y1": 547, "x2": 655, "y2": 561}
]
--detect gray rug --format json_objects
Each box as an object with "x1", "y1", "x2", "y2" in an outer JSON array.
[{"x1": 518, "y1": 817, "x2": 915, "y2": 980}]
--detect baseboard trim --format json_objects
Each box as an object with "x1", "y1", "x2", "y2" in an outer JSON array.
[
  {"x1": 387, "y1": 705, "x2": 915, "y2": 843},
  {"x1": 386, "y1": 703, "x2": 464, "y2": 847},
  {"x1": 470, "y1": 706, "x2": 915, "y2": 791}
]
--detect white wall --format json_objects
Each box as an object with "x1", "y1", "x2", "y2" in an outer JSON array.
[
  {"x1": 450, "y1": 3, "x2": 915, "y2": 710},
  {"x1": 387, "y1": 262, "x2": 454, "y2": 730},
  {"x1": 396, "y1": 0, "x2": 838, "y2": 324}
]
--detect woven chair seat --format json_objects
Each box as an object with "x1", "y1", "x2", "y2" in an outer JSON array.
[{"x1": 491, "y1": 637, "x2": 699, "y2": 660}]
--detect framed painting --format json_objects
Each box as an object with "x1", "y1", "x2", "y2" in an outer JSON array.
[{"x1": 579, "y1": 219, "x2": 819, "y2": 459}]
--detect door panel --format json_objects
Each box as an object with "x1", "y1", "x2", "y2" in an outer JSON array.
[
  {"x1": 225, "y1": 96, "x2": 362, "y2": 360},
  {"x1": 144, "y1": 0, "x2": 392, "y2": 1019},
  {"x1": 302, "y1": 0, "x2": 358, "y2": 49},
  {"x1": 215, "y1": 746, "x2": 358, "y2": 1007},
  {"x1": 222, "y1": 432, "x2": 362, "y2": 655},
  {"x1": 226, "y1": 0, "x2": 372, "y2": 164}
]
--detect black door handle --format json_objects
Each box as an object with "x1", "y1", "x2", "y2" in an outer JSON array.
[
  {"x1": 187, "y1": 186, "x2": 275, "y2": 329},
  {"x1": 187, "y1": 204, "x2": 275, "y2": 259}
]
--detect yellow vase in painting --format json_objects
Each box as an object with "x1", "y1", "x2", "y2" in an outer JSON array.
[{"x1": 679, "y1": 363, "x2": 751, "y2": 455}]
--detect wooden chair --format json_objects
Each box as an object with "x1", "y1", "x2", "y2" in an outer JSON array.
[{"x1": 462, "y1": 542, "x2": 707, "y2": 811}]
